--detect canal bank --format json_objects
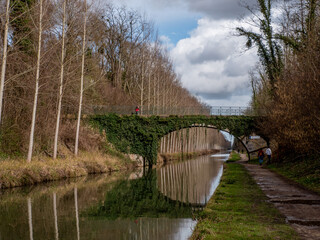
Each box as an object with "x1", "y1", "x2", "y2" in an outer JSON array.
[
  {"x1": 0, "y1": 150, "x2": 135, "y2": 189},
  {"x1": 191, "y1": 153, "x2": 300, "y2": 239},
  {"x1": 0, "y1": 147, "x2": 226, "y2": 189},
  {"x1": 0, "y1": 153, "x2": 228, "y2": 239},
  {"x1": 3, "y1": 149, "x2": 316, "y2": 239}
]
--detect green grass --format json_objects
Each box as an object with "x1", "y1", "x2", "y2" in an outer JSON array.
[
  {"x1": 268, "y1": 155, "x2": 320, "y2": 194},
  {"x1": 227, "y1": 151, "x2": 241, "y2": 162},
  {"x1": 105, "y1": 145, "x2": 132, "y2": 164},
  {"x1": 191, "y1": 163, "x2": 299, "y2": 240}
]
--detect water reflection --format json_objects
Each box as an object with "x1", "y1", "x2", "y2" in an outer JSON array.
[
  {"x1": 75, "y1": 188, "x2": 80, "y2": 240},
  {"x1": 0, "y1": 153, "x2": 228, "y2": 240},
  {"x1": 82, "y1": 217, "x2": 195, "y2": 240},
  {"x1": 158, "y1": 153, "x2": 228, "y2": 206},
  {"x1": 89, "y1": 169, "x2": 194, "y2": 219},
  {"x1": 53, "y1": 193, "x2": 59, "y2": 240},
  {"x1": 28, "y1": 197, "x2": 33, "y2": 240}
]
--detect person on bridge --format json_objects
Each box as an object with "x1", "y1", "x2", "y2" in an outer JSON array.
[
  {"x1": 266, "y1": 147, "x2": 272, "y2": 164},
  {"x1": 258, "y1": 149, "x2": 264, "y2": 166},
  {"x1": 135, "y1": 106, "x2": 140, "y2": 115}
]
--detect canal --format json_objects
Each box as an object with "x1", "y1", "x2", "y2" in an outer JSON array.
[{"x1": 0, "y1": 151, "x2": 230, "y2": 240}]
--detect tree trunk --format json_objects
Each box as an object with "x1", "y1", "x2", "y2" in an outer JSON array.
[
  {"x1": 27, "y1": 0, "x2": 43, "y2": 162},
  {"x1": 153, "y1": 69, "x2": 156, "y2": 115},
  {"x1": 53, "y1": 0, "x2": 66, "y2": 159},
  {"x1": 140, "y1": 49, "x2": 144, "y2": 116},
  {"x1": 75, "y1": 0, "x2": 87, "y2": 156},
  {"x1": 0, "y1": 0, "x2": 10, "y2": 124},
  {"x1": 147, "y1": 69, "x2": 151, "y2": 115}
]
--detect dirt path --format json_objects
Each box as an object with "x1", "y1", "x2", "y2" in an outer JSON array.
[{"x1": 239, "y1": 155, "x2": 320, "y2": 240}]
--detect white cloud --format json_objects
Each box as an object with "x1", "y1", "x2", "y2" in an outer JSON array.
[
  {"x1": 186, "y1": 0, "x2": 257, "y2": 20},
  {"x1": 111, "y1": 0, "x2": 191, "y2": 22},
  {"x1": 111, "y1": 0, "x2": 256, "y2": 20},
  {"x1": 171, "y1": 18, "x2": 257, "y2": 106},
  {"x1": 205, "y1": 95, "x2": 252, "y2": 107},
  {"x1": 159, "y1": 35, "x2": 175, "y2": 50}
]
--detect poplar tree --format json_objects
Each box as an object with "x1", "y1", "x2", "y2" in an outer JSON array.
[
  {"x1": 75, "y1": 0, "x2": 87, "y2": 156},
  {"x1": 0, "y1": 0, "x2": 11, "y2": 124},
  {"x1": 53, "y1": 0, "x2": 66, "y2": 159},
  {"x1": 27, "y1": 0, "x2": 43, "y2": 162}
]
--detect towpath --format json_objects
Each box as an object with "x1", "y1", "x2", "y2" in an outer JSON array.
[{"x1": 239, "y1": 155, "x2": 320, "y2": 240}]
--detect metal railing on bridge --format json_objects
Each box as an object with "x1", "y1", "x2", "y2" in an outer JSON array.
[
  {"x1": 210, "y1": 106, "x2": 252, "y2": 116},
  {"x1": 66, "y1": 105, "x2": 254, "y2": 116},
  {"x1": 81, "y1": 105, "x2": 212, "y2": 116}
]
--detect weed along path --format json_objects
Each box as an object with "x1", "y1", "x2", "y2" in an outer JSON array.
[{"x1": 243, "y1": 162, "x2": 320, "y2": 240}]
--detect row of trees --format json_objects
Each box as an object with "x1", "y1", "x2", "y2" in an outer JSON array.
[
  {"x1": 238, "y1": 0, "x2": 320, "y2": 156},
  {"x1": 0, "y1": 0, "x2": 208, "y2": 159}
]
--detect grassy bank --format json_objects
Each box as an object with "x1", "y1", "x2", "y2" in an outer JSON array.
[
  {"x1": 268, "y1": 155, "x2": 320, "y2": 194},
  {"x1": 226, "y1": 151, "x2": 241, "y2": 162},
  {"x1": 191, "y1": 161, "x2": 299, "y2": 239},
  {"x1": 0, "y1": 151, "x2": 134, "y2": 189}
]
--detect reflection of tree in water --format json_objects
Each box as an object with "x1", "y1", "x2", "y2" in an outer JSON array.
[
  {"x1": 158, "y1": 155, "x2": 224, "y2": 205},
  {"x1": 88, "y1": 170, "x2": 193, "y2": 219}
]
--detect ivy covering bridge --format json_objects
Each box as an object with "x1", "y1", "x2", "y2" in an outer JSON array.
[{"x1": 90, "y1": 114, "x2": 258, "y2": 166}]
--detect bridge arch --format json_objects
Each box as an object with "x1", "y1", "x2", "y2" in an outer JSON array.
[
  {"x1": 159, "y1": 126, "x2": 230, "y2": 158},
  {"x1": 159, "y1": 125, "x2": 253, "y2": 162}
]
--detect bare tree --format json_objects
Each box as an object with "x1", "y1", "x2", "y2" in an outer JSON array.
[
  {"x1": 53, "y1": 0, "x2": 66, "y2": 159},
  {"x1": 0, "y1": 0, "x2": 10, "y2": 124},
  {"x1": 75, "y1": 0, "x2": 87, "y2": 156},
  {"x1": 27, "y1": 0, "x2": 43, "y2": 162}
]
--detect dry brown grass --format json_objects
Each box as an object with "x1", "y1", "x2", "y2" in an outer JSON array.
[{"x1": 0, "y1": 151, "x2": 133, "y2": 189}]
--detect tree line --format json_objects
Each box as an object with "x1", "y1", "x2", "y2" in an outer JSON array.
[
  {"x1": 238, "y1": 0, "x2": 320, "y2": 156},
  {"x1": 0, "y1": 0, "x2": 209, "y2": 160}
]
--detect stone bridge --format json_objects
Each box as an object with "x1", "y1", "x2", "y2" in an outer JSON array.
[{"x1": 90, "y1": 114, "x2": 264, "y2": 166}]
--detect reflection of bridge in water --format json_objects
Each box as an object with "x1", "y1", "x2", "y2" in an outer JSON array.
[{"x1": 157, "y1": 153, "x2": 230, "y2": 207}]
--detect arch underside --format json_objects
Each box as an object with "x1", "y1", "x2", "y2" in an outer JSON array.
[{"x1": 161, "y1": 125, "x2": 267, "y2": 162}]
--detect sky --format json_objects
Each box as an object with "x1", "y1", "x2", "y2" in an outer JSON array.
[{"x1": 108, "y1": 0, "x2": 259, "y2": 107}]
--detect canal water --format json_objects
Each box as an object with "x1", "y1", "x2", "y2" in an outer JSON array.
[{"x1": 0, "y1": 151, "x2": 230, "y2": 240}]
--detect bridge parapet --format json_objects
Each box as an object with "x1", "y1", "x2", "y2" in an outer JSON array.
[
  {"x1": 79, "y1": 105, "x2": 255, "y2": 116},
  {"x1": 210, "y1": 106, "x2": 253, "y2": 116}
]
